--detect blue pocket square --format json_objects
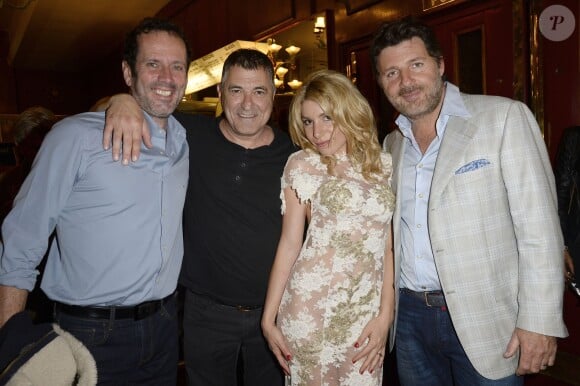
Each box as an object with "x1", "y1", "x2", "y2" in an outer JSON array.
[{"x1": 455, "y1": 159, "x2": 490, "y2": 174}]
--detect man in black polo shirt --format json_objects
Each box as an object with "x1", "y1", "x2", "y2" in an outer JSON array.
[{"x1": 103, "y1": 49, "x2": 296, "y2": 386}]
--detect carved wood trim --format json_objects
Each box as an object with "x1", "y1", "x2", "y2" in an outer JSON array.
[
  {"x1": 339, "y1": 0, "x2": 381, "y2": 15},
  {"x1": 251, "y1": 1, "x2": 298, "y2": 40}
]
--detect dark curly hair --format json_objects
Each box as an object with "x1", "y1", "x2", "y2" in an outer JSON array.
[{"x1": 370, "y1": 16, "x2": 443, "y2": 77}]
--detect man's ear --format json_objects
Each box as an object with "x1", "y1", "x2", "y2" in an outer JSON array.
[
  {"x1": 122, "y1": 61, "x2": 133, "y2": 88},
  {"x1": 438, "y1": 57, "x2": 445, "y2": 77}
]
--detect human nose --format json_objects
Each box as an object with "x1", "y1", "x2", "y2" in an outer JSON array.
[
  {"x1": 158, "y1": 65, "x2": 173, "y2": 81},
  {"x1": 241, "y1": 92, "x2": 253, "y2": 109},
  {"x1": 311, "y1": 121, "x2": 321, "y2": 139},
  {"x1": 399, "y1": 68, "x2": 413, "y2": 85}
]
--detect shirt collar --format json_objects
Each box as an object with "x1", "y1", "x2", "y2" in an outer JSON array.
[
  {"x1": 142, "y1": 111, "x2": 187, "y2": 155},
  {"x1": 395, "y1": 82, "x2": 471, "y2": 139}
]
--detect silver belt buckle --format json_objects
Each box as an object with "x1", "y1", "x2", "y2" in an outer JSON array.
[{"x1": 424, "y1": 291, "x2": 432, "y2": 307}]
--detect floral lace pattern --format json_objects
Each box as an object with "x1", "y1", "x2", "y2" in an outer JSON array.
[{"x1": 279, "y1": 150, "x2": 395, "y2": 386}]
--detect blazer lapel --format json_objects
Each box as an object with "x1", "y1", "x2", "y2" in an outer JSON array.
[
  {"x1": 385, "y1": 131, "x2": 405, "y2": 289},
  {"x1": 430, "y1": 116, "x2": 478, "y2": 200},
  {"x1": 389, "y1": 132, "x2": 405, "y2": 195}
]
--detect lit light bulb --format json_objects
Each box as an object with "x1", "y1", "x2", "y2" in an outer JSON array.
[
  {"x1": 287, "y1": 79, "x2": 303, "y2": 90},
  {"x1": 285, "y1": 45, "x2": 301, "y2": 56},
  {"x1": 276, "y1": 66, "x2": 288, "y2": 78}
]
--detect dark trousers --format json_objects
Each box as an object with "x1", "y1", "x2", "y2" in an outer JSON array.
[
  {"x1": 53, "y1": 296, "x2": 179, "y2": 385},
  {"x1": 183, "y1": 290, "x2": 284, "y2": 386},
  {"x1": 395, "y1": 289, "x2": 523, "y2": 386}
]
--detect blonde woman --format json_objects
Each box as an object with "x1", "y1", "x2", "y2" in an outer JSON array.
[{"x1": 262, "y1": 69, "x2": 395, "y2": 385}]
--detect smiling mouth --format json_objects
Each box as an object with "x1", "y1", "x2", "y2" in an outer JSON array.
[
  {"x1": 154, "y1": 89, "x2": 173, "y2": 97},
  {"x1": 399, "y1": 87, "x2": 422, "y2": 101}
]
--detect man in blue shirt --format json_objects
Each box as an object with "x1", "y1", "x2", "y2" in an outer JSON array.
[{"x1": 0, "y1": 17, "x2": 190, "y2": 384}]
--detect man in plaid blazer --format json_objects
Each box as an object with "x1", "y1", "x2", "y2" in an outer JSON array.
[{"x1": 372, "y1": 17, "x2": 568, "y2": 385}]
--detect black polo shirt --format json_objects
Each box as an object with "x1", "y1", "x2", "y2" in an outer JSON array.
[{"x1": 176, "y1": 113, "x2": 296, "y2": 306}]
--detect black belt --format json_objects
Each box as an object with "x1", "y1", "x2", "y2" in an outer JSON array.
[
  {"x1": 230, "y1": 304, "x2": 262, "y2": 312},
  {"x1": 401, "y1": 288, "x2": 447, "y2": 308},
  {"x1": 190, "y1": 290, "x2": 262, "y2": 312},
  {"x1": 54, "y1": 293, "x2": 174, "y2": 321}
]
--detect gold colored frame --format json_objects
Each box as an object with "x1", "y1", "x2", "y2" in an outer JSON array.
[{"x1": 528, "y1": 0, "x2": 544, "y2": 135}]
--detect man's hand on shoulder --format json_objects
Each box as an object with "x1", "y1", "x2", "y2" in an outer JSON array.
[
  {"x1": 504, "y1": 327, "x2": 557, "y2": 375},
  {"x1": 102, "y1": 94, "x2": 152, "y2": 165}
]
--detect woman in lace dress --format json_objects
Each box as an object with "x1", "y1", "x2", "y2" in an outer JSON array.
[{"x1": 262, "y1": 69, "x2": 395, "y2": 386}]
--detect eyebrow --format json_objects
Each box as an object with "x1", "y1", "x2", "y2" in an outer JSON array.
[
  {"x1": 301, "y1": 111, "x2": 327, "y2": 120},
  {"x1": 227, "y1": 85, "x2": 268, "y2": 91},
  {"x1": 383, "y1": 55, "x2": 428, "y2": 71}
]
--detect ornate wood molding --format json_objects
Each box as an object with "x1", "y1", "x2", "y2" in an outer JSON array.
[
  {"x1": 339, "y1": 0, "x2": 381, "y2": 15},
  {"x1": 529, "y1": 0, "x2": 545, "y2": 134}
]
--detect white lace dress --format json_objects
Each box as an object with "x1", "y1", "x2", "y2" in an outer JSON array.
[{"x1": 279, "y1": 149, "x2": 395, "y2": 386}]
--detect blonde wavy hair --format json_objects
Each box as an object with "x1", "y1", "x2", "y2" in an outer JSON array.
[{"x1": 288, "y1": 69, "x2": 383, "y2": 181}]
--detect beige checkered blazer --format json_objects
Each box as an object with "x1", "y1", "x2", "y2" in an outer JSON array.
[{"x1": 384, "y1": 93, "x2": 568, "y2": 380}]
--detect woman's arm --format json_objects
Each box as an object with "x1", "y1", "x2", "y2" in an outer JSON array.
[
  {"x1": 261, "y1": 185, "x2": 308, "y2": 375},
  {"x1": 352, "y1": 222, "x2": 395, "y2": 374}
]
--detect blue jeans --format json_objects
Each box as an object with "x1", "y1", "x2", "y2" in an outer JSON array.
[
  {"x1": 396, "y1": 289, "x2": 523, "y2": 386},
  {"x1": 183, "y1": 290, "x2": 284, "y2": 386},
  {"x1": 53, "y1": 296, "x2": 179, "y2": 385}
]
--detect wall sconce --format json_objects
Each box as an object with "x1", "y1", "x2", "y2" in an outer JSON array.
[
  {"x1": 267, "y1": 39, "x2": 301, "y2": 92},
  {"x1": 314, "y1": 16, "x2": 326, "y2": 34},
  {"x1": 313, "y1": 16, "x2": 326, "y2": 49}
]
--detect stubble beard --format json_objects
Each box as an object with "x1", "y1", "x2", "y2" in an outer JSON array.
[{"x1": 392, "y1": 76, "x2": 445, "y2": 120}]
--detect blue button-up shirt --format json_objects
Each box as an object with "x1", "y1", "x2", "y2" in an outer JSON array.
[
  {"x1": 396, "y1": 83, "x2": 471, "y2": 291},
  {"x1": 0, "y1": 111, "x2": 188, "y2": 306}
]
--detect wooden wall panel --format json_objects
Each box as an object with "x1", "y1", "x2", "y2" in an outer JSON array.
[
  {"x1": 14, "y1": 69, "x2": 92, "y2": 115},
  {"x1": 334, "y1": 1, "x2": 418, "y2": 45},
  {"x1": 537, "y1": 0, "x2": 580, "y2": 161},
  {"x1": 244, "y1": 0, "x2": 297, "y2": 38},
  {"x1": 0, "y1": 30, "x2": 17, "y2": 113},
  {"x1": 171, "y1": 0, "x2": 230, "y2": 58},
  {"x1": 0, "y1": 63, "x2": 16, "y2": 114},
  {"x1": 482, "y1": 3, "x2": 513, "y2": 98}
]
